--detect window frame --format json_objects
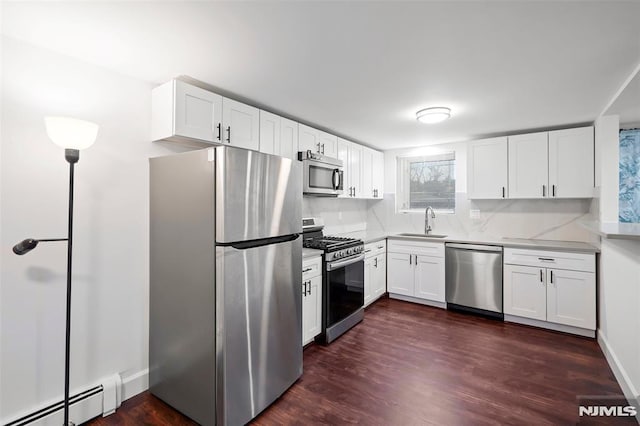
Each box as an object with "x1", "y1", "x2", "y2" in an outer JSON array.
[{"x1": 396, "y1": 151, "x2": 456, "y2": 214}]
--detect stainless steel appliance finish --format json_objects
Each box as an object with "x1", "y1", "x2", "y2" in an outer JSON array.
[
  {"x1": 301, "y1": 219, "x2": 364, "y2": 344},
  {"x1": 217, "y1": 147, "x2": 301, "y2": 243},
  {"x1": 445, "y1": 243, "x2": 503, "y2": 316},
  {"x1": 150, "y1": 147, "x2": 302, "y2": 426},
  {"x1": 299, "y1": 151, "x2": 344, "y2": 197}
]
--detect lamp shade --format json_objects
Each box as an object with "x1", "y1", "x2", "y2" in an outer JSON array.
[{"x1": 45, "y1": 116, "x2": 99, "y2": 150}]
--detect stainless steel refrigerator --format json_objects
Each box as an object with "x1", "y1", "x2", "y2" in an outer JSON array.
[{"x1": 149, "y1": 146, "x2": 302, "y2": 426}]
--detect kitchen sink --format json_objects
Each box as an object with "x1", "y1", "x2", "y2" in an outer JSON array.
[{"x1": 396, "y1": 233, "x2": 448, "y2": 238}]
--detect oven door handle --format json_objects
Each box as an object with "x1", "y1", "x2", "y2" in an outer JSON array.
[{"x1": 326, "y1": 253, "x2": 365, "y2": 271}]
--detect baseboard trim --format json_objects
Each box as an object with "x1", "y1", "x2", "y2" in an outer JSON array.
[
  {"x1": 504, "y1": 314, "x2": 595, "y2": 338},
  {"x1": 598, "y1": 329, "x2": 639, "y2": 411},
  {"x1": 121, "y1": 369, "x2": 149, "y2": 401},
  {"x1": 388, "y1": 294, "x2": 446, "y2": 309}
]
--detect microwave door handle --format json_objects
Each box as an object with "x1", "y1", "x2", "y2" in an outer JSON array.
[{"x1": 332, "y1": 168, "x2": 340, "y2": 190}]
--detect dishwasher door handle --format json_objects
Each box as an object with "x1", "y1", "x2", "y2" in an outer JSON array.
[{"x1": 446, "y1": 243, "x2": 503, "y2": 252}]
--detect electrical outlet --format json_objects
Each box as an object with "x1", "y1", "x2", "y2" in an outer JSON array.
[
  {"x1": 469, "y1": 209, "x2": 481, "y2": 219},
  {"x1": 338, "y1": 211, "x2": 343, "y2": 220}
]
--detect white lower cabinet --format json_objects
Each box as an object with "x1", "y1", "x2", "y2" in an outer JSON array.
[
  {"x1": 414, "y1": 256, "x2": 446, "y2": 302},
  {"x1": 503, "y1": 264, "x2": 547, "y2": 321},
  {"x1": 302, "y1": 256, "x2": 322, "y2": 345},
  {"x1": 504, "y1": 248, "x2": 596, "y2": 334},
  {"x1": 387, "y1": 253, "x2": 414, "y2": 296},
  {"x1": 546, "y1": 269, "x2": 596, "y2": 329},
  {"x1": 364, "y1": 240, "x2": 386, "y2": 306},
  {"x1": 302, "y1": 275, "x2": 322, "y2": 345},
  {"x1": 387, "y1": 239, "x2": 445, "y2": 305}
]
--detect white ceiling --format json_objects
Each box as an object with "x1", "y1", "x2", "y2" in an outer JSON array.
[
  {"x1": 606, "y1": 67, "x2": 640, "y2": 126},
  {"x1": 3, "y1": 1, "x2": 640, "y2": 150}
]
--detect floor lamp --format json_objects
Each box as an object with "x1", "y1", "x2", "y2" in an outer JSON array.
[{"x1": 13, "y1": 116, "x2": 99, "y2": 426}]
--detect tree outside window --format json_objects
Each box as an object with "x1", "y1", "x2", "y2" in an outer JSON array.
[{"x1": 397, "y1": 152, "x2": 455, "y2": 213}]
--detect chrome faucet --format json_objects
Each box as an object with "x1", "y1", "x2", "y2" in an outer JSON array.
[{"x1": 425, "y1": 206, "x2": 436, "y2": 234}]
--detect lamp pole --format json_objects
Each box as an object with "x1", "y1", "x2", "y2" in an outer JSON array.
[
  {"x1": 12, "y1": 117, "x2": 97, "y2": 426},
  {"x1": 63, "y1": 148, "x2": 79, "y2": 426}
]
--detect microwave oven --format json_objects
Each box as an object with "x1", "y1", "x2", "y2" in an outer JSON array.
[{"x1": 298, "y1": 151, "x2": 344, "y2": 196}]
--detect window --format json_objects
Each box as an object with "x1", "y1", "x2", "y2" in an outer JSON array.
[{"x1": 396, "y1": 152, "x2": 455, "y2": 213}]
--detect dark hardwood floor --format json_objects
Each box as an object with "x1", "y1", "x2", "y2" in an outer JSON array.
[{"x1": 88, "y1": 297, "x2": 625, "y2": 425}]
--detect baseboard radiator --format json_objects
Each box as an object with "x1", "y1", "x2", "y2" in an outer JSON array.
[{"x1": 3, "y1": 374, "x2": 122, "y2": 426}]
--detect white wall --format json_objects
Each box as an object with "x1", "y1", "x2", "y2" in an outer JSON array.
[
  {"x1": 594, "y1": 114, "x2": 640, "y2": 407},
  {"x1": 0, "y1": 37, "x2": 188, "y2": 421},
  {"x1": 598, "y1": 239, "x2": 640, "y2": 404},
  {"x1": 369, "y1": 141, "x2": 594, "y2": 242},
  {"x1": 595, "y1": 114, "x2": 620, "y2": 222}
]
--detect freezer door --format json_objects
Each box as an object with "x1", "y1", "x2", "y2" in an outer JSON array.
[
  {"x1": 216, "y1": 146, "x2": 302, "y2": 243},
  {"x1": 216, "y1": 236, "x2": 303, "y2": 426}
]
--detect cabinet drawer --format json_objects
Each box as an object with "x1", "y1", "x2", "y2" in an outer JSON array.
[
  {"x1": 302, "y1": 256, "x2": 322, "y2": 280},
  {"x1": 504, "y1": 248, "x2": 595, "y2": 273},
  {"x1": 388, "y1": 239, "x2": 444, "y2": 257},
  {"x1": 364, "y1": 239, "x2": 386, "y2": 258}
]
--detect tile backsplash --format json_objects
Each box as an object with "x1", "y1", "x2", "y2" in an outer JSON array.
[
  {"x1": 303, "y1": 193, "x2": 595, "y2": 243},
  {"x1": 302, "y1": 197, "x2": 368, "y2": 234},
  {"x1": 367, "y1": 193, "x2": 595, "y2": 243}
]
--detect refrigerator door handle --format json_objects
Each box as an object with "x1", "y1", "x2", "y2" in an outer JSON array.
[{"x1": 221, "y1": 233, "x2": 300, "y2": 250}]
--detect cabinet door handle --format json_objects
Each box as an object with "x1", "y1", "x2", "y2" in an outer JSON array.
[
  {"x1": 542, "y1": 185, "x2": 546, "y2": 197},
  {"x1": 216, "y1": 123, "x2": 222, "y2": 141},
  {"x1": 540, "y1": 269, "x2": 543, "y2": 282},
  {"x1": 552, "y1": 184, "x2": 556, "y2": 197},
  {"x1": 316, "y1": 143, "x2": 321, "y2": 153},
  {"x1": 538, "y1": 257, "x2": 555, "y2": 262},
  {"x1": 302, "y1": 267, "x2": 312, "y2": 273},
  {"x1": 308, "y1": 281, "x2": 312, "y2": 295},
  {"x1": 302, "y1": 282, "x2": 307, "y2": 297},
  {"x1": 226, "y1": 126, "x2": 231, "y2": 143},
  {"x1": 550, "y1": 270, "x2": 554, "y2": 284},
  {"x1": 322, "y1": 144, "x2": 325, "y2": 154},
  {"x1": 409, "y1": 254, "x2": 412, "y2": 265},
  {"x1": 374, "y1": 258, "x2": 378, "y2": 268},
  {"x1": 414, "y1": 255, "x2": 417, "y2": 264},
  {"x1": 502, "y1": 187, "x2": 505, "y2": 198}
]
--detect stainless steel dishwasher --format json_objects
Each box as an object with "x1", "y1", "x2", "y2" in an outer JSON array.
[{"x1": 445, "y1": 243, "x2": 503, "y2": 318}]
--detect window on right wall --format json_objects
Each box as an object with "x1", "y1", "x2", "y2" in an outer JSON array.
[{"x1": 396, "y1": 151, "x2": 456, "y2": 213}]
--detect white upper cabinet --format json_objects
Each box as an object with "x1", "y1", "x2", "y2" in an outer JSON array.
[
  {"x1": 468, "y1": 137, "x2": 508, "y2": 199},
  {"x1": 222, "y1": 98, "x2": 260, "y2": 151},
  {"x1": 337, "y1": 138, "x2": 363, "y2": 198},
  {"x1": 361, "y1": 147, "x2": 384, "y2": 199},
  {"x1": 508, "y1": 132, "x2": 549, "y2": 198},
  {"x1": 279, "y1": 117, "x2": 299, "y2": 160},
  {"x1": 319, "y1": 131, "x2": 338, "y2": 158},
  {"x1": 259, "y1": 110, "x2": 280, "y2": 155},
  {"x1": 298, "y1": 124, "x2": 321, "y2": 153},
  {"x1": 298, "y1": 124, "x2": 338, "y2": 157},
  {"x1": 152, "y1": 79, "x2": 223, "y2": 144},
  {"x1": 259, "y1": 111, "x2": 299, "y2": 160},
  {"x1": 548, "y1": 127, "x2": 594, "y2": 198},
  {"x1": 371, "y1": 150, "x2": 384, "y2": 199}
]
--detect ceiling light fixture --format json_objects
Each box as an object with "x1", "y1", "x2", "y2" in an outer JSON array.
[{"x1": 416, "y1": 107, "x2": 451, "y2": 124}]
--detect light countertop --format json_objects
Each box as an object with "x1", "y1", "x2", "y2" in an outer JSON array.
[
  {"x1": 337, "y1": 230, "x2": 388, "y2": 244},
  {"x1": 580, "y1": 220, "x2": 640, "y2": 241},
  {"x1": 303, "y1": 247, "x2": 323, "y2": 259},
  {"x1": 337, "y1": 231, "x2": 599, "y2": 253}
]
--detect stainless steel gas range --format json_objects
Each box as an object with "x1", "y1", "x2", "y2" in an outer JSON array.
[{"x1": 302, "y1": 218, "x2": 365, "y2": 344}]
